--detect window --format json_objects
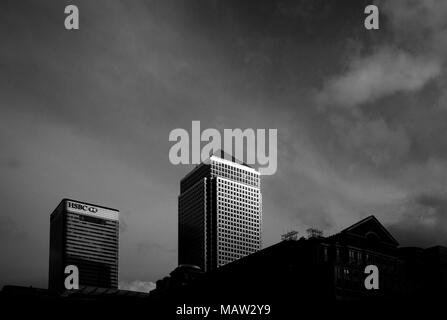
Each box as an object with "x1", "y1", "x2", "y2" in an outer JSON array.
[
  {"x1": 349, "y1": 250, "x2": 355, "y2": 262},
  {"x1": 343, "y1": 268, "x2": 351, "y2": 280},
  {"x1": 322, "y1": 246, "x2": 328, "y2": 262}
]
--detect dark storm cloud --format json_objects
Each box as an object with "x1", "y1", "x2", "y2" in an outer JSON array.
[
  {"x1": 1, "y1": 0, "x2": 447, "y2": 288},
  {"x1": 387, "y1": 193, "x2": 447, "y2": 247}
]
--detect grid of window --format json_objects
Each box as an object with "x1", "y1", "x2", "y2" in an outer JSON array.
[
  {"x1": 65, "y1": 212, "x2": 119, "y2": 288},
  {"x1": 178, "y1": 155, "x2": 262, "y2": 271},
  {"x1": 214, "y1": 169, "x2": 261, "y2": 267},
  {"x1": 211, "y1": 159, "x2": 260, "y2": 188}
]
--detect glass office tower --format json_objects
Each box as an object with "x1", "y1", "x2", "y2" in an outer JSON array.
[
  {"x1": 179, "y1": 152, "x2": 262, "y2": 271},
  {"x1": 48, "y1": 199, "x2": 119, "y2": 292}
]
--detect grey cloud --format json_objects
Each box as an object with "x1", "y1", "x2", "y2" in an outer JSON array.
[
  {"x1": 438, "y1": 92, "x2": 447, "y2": 110},
  {"x1": 387, "y1": 193, "x2": 447, "y2": 247},
  {"x1": 329, "y1": 115, "x2": 411, "y2": 168},
  {"x1": 316, "y1": 0, "x2": 447, "y2": 109},
  {"x1": 436, "y1": 78, "x2": 447, "y2": 110},
  {"x1": 381, "y1": 0, "x2": 447, "y2": 53},
  {"x1": 264, "y1": 131, "x2": 407, "y2": 237},
  {"x1": 398, "y1": 158, "x2": 447, "y2": 196},
  {"x1": 316, "y1": 48, "x2": 441, "y2": 108},
  {"x1": 119, "y1": 280, "x2": 156, "y2": 293}
]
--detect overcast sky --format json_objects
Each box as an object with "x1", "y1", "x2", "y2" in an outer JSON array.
[{"x1": 1, "y1": 0, "x2": 447, "y2": 291}]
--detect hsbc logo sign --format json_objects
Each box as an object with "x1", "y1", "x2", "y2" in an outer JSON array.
[
  {"x1": 67, "y1": 201, "x2": 98, "y2": 214},
  {"x1": 65, "y1": 200, "x2": 119, "y2": 221}
]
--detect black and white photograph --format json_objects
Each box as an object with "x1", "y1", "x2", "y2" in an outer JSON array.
[{"x1": 0, "y1": 0, "x2": 446, "y2": 318}]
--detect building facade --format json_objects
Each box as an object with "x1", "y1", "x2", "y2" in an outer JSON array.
[
  {"x1": 48, "y1": 199, "x2": 119, "y2": 292},
  {"x1": 318, "y1": 216, "x2": 403, "y2": 300},
  {"x1": 178, "y1": 152, "x2": 262, "y2": 271}
]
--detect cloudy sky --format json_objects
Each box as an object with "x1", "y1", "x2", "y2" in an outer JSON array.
[{"x1": 1, "y1": 0, "x2": 447, "y2": 291}]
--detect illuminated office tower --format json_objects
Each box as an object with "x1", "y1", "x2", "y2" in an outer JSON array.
[
  {"x1": 179, "y1": 152, "x2": 262, "y2": 271},
  {"x1": 48, "y1": 199, "x2": 119, "y2": 292}
]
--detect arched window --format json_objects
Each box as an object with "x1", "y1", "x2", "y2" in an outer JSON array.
[{"x1": 365, "y1": 231, "x2": 380, "y2": 242}]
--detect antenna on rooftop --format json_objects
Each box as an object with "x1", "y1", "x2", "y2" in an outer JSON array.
[
  {"x1": 306, "y1": 228, "x2": 323, "y2": 239},
  {"x1": 281, "y1": 230, "x2": 299, "y2": 241}
]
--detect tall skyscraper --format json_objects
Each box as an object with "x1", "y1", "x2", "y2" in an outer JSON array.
[
  {"x1": 179, "y1": 152, "x2": 262, "y2": 271},
  {"x1": 48, "y1": 199, "x2": 119, "y2": 292}
]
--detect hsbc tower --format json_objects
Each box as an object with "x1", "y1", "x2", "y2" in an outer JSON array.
[{"x1": 48, "y1": 199, "x2": 119, "y2": 292}]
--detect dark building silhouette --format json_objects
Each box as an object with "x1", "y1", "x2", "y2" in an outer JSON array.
[
  {"x1": 48, "y1": 199, "x2": 120, "y2": 292},
  {"x1": 151, "y1": 264, "x2": 205, "y2": 299},
  {"x1": 2, "y1": 214, "x2": 447, "y2": 317},
  {"x1": 153, "y1": 215, "x2": 447, "y2": 306},
  {"x1": 178, "y1": 151, "x2": 262, "y2": 271},
  {"x1": 323, "y1": 215, "x2": 402, "y2": 300},
  {"x1": 0, "y1": 285, "x2": 149, "y2": 301},
  {"x1": 423, "y1": 246, "x2": 447, "y2": 293}
]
